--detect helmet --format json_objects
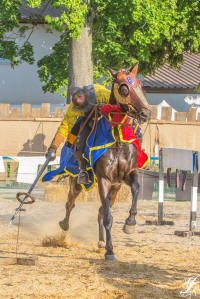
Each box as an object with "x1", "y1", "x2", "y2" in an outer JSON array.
[
  {"x1": 71, "y1": 87, "x2": 84, "y2": 102},
  {"x1": 71, "y1": 86, "x2": 94, "y2": 113}
]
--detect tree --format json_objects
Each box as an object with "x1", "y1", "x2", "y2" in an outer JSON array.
[
  {"x1": 0, "y1": 0, "x2": 34, "y2": 66},
  {"x1": 92, "y1": 0, "x2": 200, "y2": 78},
  {"x1": 0, "y1": 0, "x2": 200, "y2": 98},
  {"x1": 0, "y1": 0, "x2": 90, "y2": 97}
]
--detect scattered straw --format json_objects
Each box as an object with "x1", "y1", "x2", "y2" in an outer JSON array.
[{"x1": 44, "y1": 181, "x2": 131, "y2": 203}]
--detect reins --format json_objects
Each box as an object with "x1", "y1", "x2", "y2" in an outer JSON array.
[
  {"x1": 73, "y1": 105, "x2": 99, "y2": 149},
  {"x1": 142, "y1": 120, "x2": 149, "y2": 138},
  {"x1": 86, "y1": 105, "x2": 99, "y2": 148},
  {"x1": 76, "y1": 105, "x2": 97, "y2": 138}
]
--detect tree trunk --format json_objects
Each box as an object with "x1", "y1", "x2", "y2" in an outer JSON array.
[{"x1": 67, "y1": 12, "x2": 93, "y2": 102}]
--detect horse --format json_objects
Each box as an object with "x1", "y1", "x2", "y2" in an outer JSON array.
[{"x1": 59, "y1": 64, "x2": 151, "y2": 260}]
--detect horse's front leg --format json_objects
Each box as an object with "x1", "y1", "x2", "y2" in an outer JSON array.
[
  {"x1": 98, "y1": 178, "x2": 115, "y2": 260},
  {"x1": 59, "y1": 177, "x2": 82, "y2": 231},
  {"x1": 124, "y1": 172, "x2": 139, "y2": 234},
  {"x1": 98, "y1": 206, "x2": 105, "y2": 248}
]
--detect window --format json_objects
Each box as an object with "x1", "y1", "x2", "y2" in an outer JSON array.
[{"x1": 0, "y1": 58, "x2": 10, "y2": 64}]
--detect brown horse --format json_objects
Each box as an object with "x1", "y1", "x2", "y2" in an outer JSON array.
[{"x1": 59, "y1": 64, "x2": 151, "y2": 260}]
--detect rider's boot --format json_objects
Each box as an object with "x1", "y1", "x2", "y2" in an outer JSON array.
[{"x1": 74, "y1": 150, "x2": 90, "y2": 184}]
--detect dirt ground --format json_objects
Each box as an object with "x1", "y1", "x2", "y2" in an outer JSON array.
[{"x1": 0, "y1": 193, "x2": 200, "y2": 299}]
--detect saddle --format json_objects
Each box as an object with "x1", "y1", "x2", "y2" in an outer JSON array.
[{"x1": 167, "y1": 168, "x2": 188, "y2": 191}]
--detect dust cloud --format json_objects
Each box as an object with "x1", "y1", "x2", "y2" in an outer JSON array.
[{"x1": 14, "y1": 200, "x2": 100, "y2": 247}]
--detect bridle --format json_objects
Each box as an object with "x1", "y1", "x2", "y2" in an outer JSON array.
[{"x1": 112, "y1": 77, "x2": 150, "y2": 115}]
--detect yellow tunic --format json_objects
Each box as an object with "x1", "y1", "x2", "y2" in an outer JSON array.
[{"x1": 57, "y1": 84, "x2": 111, "y2": 139}]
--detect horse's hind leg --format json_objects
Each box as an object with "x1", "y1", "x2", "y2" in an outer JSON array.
[
  {"x1": 98, "y1": 184, "x2": 121, "y2": 248},
  {"x1": 98, "y1": 178, "x2": 115, "y2": 260},
  {"x1": 124, "y1": 171, "x2": 139, "y2": 234},
  {"x1": 59, "y1": 176, "x2": 82, "y2": 231}
]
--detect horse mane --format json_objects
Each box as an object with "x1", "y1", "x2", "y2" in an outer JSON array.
[{"x1": 109, "y1": 84, "x2": 117, "y2": 104}]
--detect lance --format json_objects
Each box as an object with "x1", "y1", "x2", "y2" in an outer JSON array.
[{"x1": 8, "y1": 151, "x2": 56, "y2": 227}]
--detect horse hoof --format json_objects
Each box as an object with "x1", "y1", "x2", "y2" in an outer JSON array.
[
  {"x1": 105, "y1": 254, "x2": 115, "y2": 261},
  {"x1": 98, "y1": 241, "x2": 105, "y2": 248},
  {"x1": 59, "y1": 220, "x2": 69, "y2": 232},
  {"x1": 123, "y1": 224, "x2": 135, "y2": 234}
]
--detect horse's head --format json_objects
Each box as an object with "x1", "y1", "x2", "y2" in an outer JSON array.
[{"x1": 108, "y1": 64, "x2": 151, "y2": 123}]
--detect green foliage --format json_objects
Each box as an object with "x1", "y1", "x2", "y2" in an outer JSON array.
[
  {"x1": 44, "y1": 0, "x2": 87, "y2": 38},
  {"x1": 0, "y1": 0, "x2": 36, "y2": 65},
  {"x1": 36, "y1": 0, "x2": 88, "y2": 94},
  {"x1": 0, "y1": 0, "x2": 200, "y2": 94},
  {"x1": 26, "y1": 0, "x2": 41, "y2": 7},
  {"x1": 39, "y1": 0, "x2": 200, "y2": 92},
  {"x1": 37, "y1": 33, "x2": 70, "y2": 95},
  {"x1": 0, "y1": 0, "x2": 87, "y2": 67},
  {"x1": 92, "y1": 0, "x2": 200, "y2": 78},
  {"x1": 196, "y1": 83, "x2": 200, "y2": 93}
]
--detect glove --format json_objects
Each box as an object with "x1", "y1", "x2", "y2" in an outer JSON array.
[
  {"x1": 47, "y1": 144, "x2": 57, "y2": 154},
  {"x1": 46, "y1": 133, "x2": 65, "y2": 159}
]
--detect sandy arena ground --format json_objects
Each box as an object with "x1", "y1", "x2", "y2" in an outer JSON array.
[{"x1": 0, "y1": 192, "x2": 200, "y2": 298}]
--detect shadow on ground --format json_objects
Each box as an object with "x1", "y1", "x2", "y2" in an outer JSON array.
[{"x1": 79, "y1": 257, "x2": 188, "y2": 299}]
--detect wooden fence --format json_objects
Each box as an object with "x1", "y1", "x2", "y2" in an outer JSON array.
[
  {"x1": 151, "y1": 106, "x2": 199, "y2": 122},
  {"x1": 0, "y1": 102, "x2": 199, "y2": 163},
  {"x1": 0, "y1": 103, "x2": 198, "y2": 122},
  {"x1": 0, "y1": 103, "x2": 64, "y2": 119}
]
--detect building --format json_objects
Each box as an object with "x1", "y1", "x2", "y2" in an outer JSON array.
[
  {"x1": 143, "y1": 53, "x2": 200, "y2": 119},
  {"x1": 0, "y1": 1, "x2": 200, "y2": 114},
  {"x1": 0, "y1": 1, "x2": 65, "y2": 106}
]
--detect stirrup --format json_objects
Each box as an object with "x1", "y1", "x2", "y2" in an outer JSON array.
[{"x1": 77, "y1": 170, "x2": 90, "y2": 185}]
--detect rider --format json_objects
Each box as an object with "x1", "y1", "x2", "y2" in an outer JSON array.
[
  {"x1": 47, "y1": 84, "x2": 111, "y2": 184},
  {"x1": 47, "y1": 83, "x2": 143, "y2": 185}
]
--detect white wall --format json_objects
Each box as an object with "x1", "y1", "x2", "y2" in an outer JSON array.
[
  {"x1": 156, "y1": 100, "x2": 176, "y2": 121},
  {"x1": 0, "y1": 25, "x2": 65, "y2": 105},
  {"x1": 146, "y1": 92, "x2": 200, "y2": 113}
]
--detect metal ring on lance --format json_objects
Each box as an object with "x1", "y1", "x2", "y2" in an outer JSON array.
[{"x1": 16, "y1": 192, "x2": 35, "y2": 204}]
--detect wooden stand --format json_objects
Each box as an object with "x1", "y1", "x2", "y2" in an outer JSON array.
[
  {"x1": 146, "y1": 220, "x2": 174, "y2": 225},
  {"x1": 145, "y1": 149, "x2": 174, "y2": 226},
  {"x1": 174, "y1": 231, "x2": 200, "y2": 237},
  {"x1": 174, "y1": 152, "x2": 199, "y2": 237}
]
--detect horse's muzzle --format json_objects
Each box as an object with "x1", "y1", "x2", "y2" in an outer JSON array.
[{"x1": 138, "y1": 109, "x2": 151, "y2": 123}]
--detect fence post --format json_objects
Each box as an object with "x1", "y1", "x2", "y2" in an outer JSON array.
[
  {"x1": 22, "y1": 103, "x2": 31, "y2": 118},
  {"x1": 190, "y1": 152, "x2": 198, "y2": 231},
  {"x1": 0, "y1": 104, "x2": 9, "y2": 118},
  {"x1": 188, "y1": 108, "x2": 197, "y2": 122},
  {"x1": 158, "y1": 148, "x2": 164, "y2": 224},
  {"x1": 41, "y1": 103, "x2": 51, "y2": 118},
  {"x1": 161, "y1": 107, "x2": 172, "y2": 121},
  {"x1": 32, "y1": 108, "x2": 41, "y2": 118},
  {"x1": 150, "y1": 105, "x2": 158, "y2": 119},
  {"x1": 175, "y1": 112, "x2": 187, "y2": 122}
]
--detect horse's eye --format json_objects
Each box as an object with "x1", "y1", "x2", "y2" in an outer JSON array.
[{"x1": 119, "y1": 84, "x2": 129, "y2": 96}]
